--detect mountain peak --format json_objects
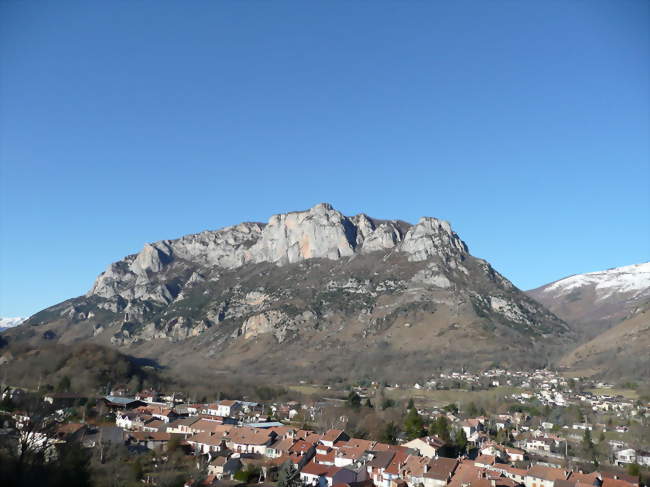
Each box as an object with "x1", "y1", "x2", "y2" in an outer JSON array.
[
  {"x1": 15, "y1": 203, "x2": 572, "y2": 382},
  {"x1": 538, "y1": 261, "x2": 650, "y2": 299},
  {"x1": 88, "y1": 204, "x2": 470, "y2": 299},
  {"x1": 527, "y1": 261, "x2": 650, "y2": 343}
]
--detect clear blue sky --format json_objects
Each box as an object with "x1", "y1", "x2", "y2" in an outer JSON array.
[{"x1": 1, "y1": 1, "x2": 648, "y2": 317}]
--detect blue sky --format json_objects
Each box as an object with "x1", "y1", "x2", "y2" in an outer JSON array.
[{"x1": 1, "y1": 1, "x2": 648, "y2": 317}]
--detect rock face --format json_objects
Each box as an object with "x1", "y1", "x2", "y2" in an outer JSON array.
[
  {"x1": 88, "y1": 203, "x2": 464, "y2": 302},
  {"x1": 14, "y1": 203, "x2": 573, "y2": 382}
]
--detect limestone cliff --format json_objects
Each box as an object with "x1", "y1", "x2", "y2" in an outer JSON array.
[{"x1": 11, "y1": 203, "x2": 573, "y2": 382}]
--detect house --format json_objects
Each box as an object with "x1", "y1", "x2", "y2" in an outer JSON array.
[
  {"x1": 566, "y1": 471, "x2": 601, "y2": 487},
  {"x1": 601, "y1": 471, "x2": 640, "y2": 487},
  {"x1": 266, "y1": 437, "x2": 296, "y2": 458},
  {"x1": 202, "y1": 400, "x2": 241, "y2": 418},
  {"x1": 314, "y1": 445, "x2": 336, "y2": 466},
  {"x1": 115, "y1": 411, "x2": 150, "y2": 430},
  {"x1": 402, "y1": 435, "x2": 446, "y2": 458},
  {"x1": 416, "y1": 457, "x2": 458, "y2": 487},
  {"x1": 334, "y1": 445, "x2": 367, "y2": 467},
  {"x1": 102, "y1": 396, "x2": 146, "y2": 410},
  {"x1": 501, "y1": 465, "x2": 528, "y2": 484},
  {"x1": 135, "y1": 390, "x2": 160, "y2": 403},
  {"x1": 43, "y1": 393, "x2": 87, "y2": 407},
  {"x1": 217, "y1": 400, "x2": 242, "y2": 417},
  {"x1": 443, "y1": 459, "x2": 480, "y2": 487},
  {"x1": 480, "y1": 442, "x2": 503, "y2": 458},
  {"x1": 505, "y1": 447, "x2": 525, "y2": 462},
  {"x1": 187, "y1": 431, "x2": 228, "y2": 454},
  {"x1": 166, "y1": 417, "x2": 200, "y2": 436},
  {"x1": 494, "y1": 415, "x2": 513, "y2": 430},
  {"x1": 134, "y1": 405, "x2": 181, "y2": 423},
  {"x1": 189, "y1": 420, "x2": 234, "y2": 435},
  {"x1": 639, "y1": 451, "x2": 650, "y2": 467},
  {"x1": 142, "y1": 418, "x2": 166, "y2": 432},
  {"x1": 475, "y1": 455, "x2": 497, "y2": 468},
  {"x1": 126, "y1": 431, "x2": 171, "y2": 450},
  {"x1": 366, "y1": 449, "x2": 410, "y2": 487},
  {"x1": 226, "y1": 427, "x2": 277, "y2": 454},
  {"x1": 615, "y1": 449, "x2": 650, "y2": 467},
  {"x1": 289, "y1": 439, "x2": 317, "y2": 465},
  {"x1": 461, "y1": 419, "x2": 484, "y2": 442},
  {"x1": 398, "y1": 455, "x2": 429, "y2": 486},
  {"x1": 300, "y1": 461, "x2": 357, "y2": 487},
  {"x1": 366, "y1": 450, "x2": 397, "y2": 487},
  {"x1": 525, "y1": 438, "x2": 553, "y2": 453},
  {"x1": 207, "y1": 456, "x2": 242, "y2": 479},
  {"x1": 524, "y1": 465, "x2": 568, "y2": 487},
  {"x1": 615, "y1": 449, "x2": 637, "y2": 466},
  {"x1": 320, "y1": 429, "x2": 349, "y2": 447}
]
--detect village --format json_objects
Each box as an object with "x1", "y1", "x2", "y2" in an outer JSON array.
[{"x1": 0, "y1": 368, "x2": 648, "y2": 487}]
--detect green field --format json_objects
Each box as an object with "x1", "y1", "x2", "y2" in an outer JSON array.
[
  {"x1": 586, "y1": 387, "x2": 638, "y2": 399},
  {"x1": 288, "y1": 384, "x2": 333, "y2": 396},
  {"x1": 288, "y1": 384, "x2": 522, "y2": 409},
  {"x1": 383, "y1": 386, "x2": 523, "y2": 407}
]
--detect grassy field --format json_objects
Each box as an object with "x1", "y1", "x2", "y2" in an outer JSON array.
[
  {"x1": 383, "y1": 386, "x2": 523, "y2": 408},
  {"x1": 586, "y1": 387, "x2": 638, "y2": 399},
  {"x1": 288, "y1": 384, "x2": 335, "y2": 396},
  {"x1": 288, "y1": 383, "x2": 522, "y2": 409}
]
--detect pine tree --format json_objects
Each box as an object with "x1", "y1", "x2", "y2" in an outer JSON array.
[
  {"x1": 381, "y1": 422, "x2": 399, "y2": 445},
  {"x1": 429, "y1": 416, "x2": 451, "y2": 443},
  {"x1": 455, "y1": 429, "x2": 468, "y2": 455},
  {"x1": 277, "y1": 460, "x2": 301, "y2": 487},
  {"x1": 404, "y1": 407, "x2": 425, "y2": 440},
  {"x1": 347, "y1": 391, "x2": 361, "y2": 410}
]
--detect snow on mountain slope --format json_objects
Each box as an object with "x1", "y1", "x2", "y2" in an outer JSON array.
[
  {"x1": 543, "y1": 262, "x2": 650, "y2": 301},
  {"x1": 0, "y1": 317, "x2": 26, "y2": 331},
  {"x1": 528, "y1": 262, "x2": 650, "y2": 341}
]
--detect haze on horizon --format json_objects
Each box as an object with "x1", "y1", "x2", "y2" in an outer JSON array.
[{"x1": 0, "y1": 0, "x2": 648, "y2": 317}]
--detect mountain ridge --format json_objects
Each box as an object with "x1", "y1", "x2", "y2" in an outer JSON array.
[
  {"x1": 4, "y1": 203, "x2": 573, "y2": 383},
  {"x1": 527, "y1": 261, "x2": 650, "y2": 341}
]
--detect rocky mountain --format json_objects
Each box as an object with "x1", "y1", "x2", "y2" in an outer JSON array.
[
  {"x1": 5, "y1": 203, "x2": 572, "y2": 383},
  {"x1": 0, "y1": 317, "x2": 26, "y2": 333},
  {"x1": 528, "y1": 262, "x2": 650, "y2": 341}
]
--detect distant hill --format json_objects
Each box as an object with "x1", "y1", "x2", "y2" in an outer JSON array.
[
  {"x1": 528, "y1": 262, "x2": 650, "y2": 341},
  {"x1": 3, "y1": 203, "x2": 572, "y2": 384},
  {"x1": 528, "y1": 262, "x2": 650, "y2": 379},
  {"x1": 558, "y1": 299, "x2": 650, "y2": 379},
  {"x1": 0, "y1": 342, "x2": 165, "y2": 393}
]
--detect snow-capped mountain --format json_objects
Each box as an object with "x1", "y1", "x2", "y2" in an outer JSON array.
[
  {"x1": 528, "y1": 262, "x2": 650, "y2": 340},
  {"x1": 540, "y1": 262, "x2": 650, "y2": 300},
  {"x1": 0, "y1": 317, "x2": 26, "y2": 332}
]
